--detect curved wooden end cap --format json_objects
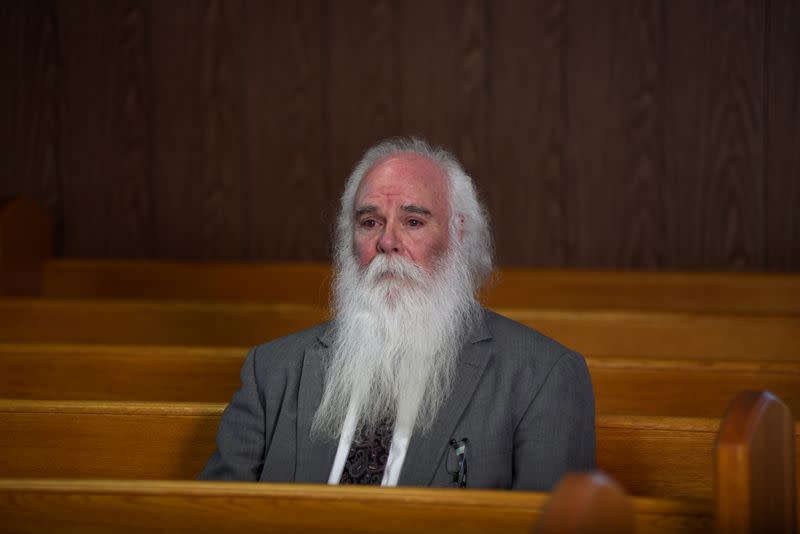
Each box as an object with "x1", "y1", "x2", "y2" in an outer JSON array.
[
  {"x1": 536, "y1": 471, "x2": 634, "y2": 534},
  {"x1": 716, "y1": 390, "x2": 796, "y2": 534}
]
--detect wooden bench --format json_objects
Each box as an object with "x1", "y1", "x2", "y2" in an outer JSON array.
[
  {"x1": 36, "y1": 258, "x2": 800, "y2": 314},
  {"x1": 1, "y1": 399, "x2": 798, "y2": 504},
  {"x1": 0, "y1": 478, "x2": 711, "y2": 534},
  {"x1": 716, "y1": 391, "x2": 797, "y2": 534},
  {"x1": 4, "y1": 198, "x2": 799, "y2": 314},
  {"x1": 2, "y1": 343, "x2": 799, "y2": 419},
  {"x1": 2, "y1": 298, "x2": 798, "y2": 360}
]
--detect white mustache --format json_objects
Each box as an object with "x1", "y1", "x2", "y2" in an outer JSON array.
[{"x1": 362, "y1": 255, "x2": 429, "y2": 286}]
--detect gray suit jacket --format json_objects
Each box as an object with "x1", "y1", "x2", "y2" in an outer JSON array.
[{"x1": 199, "y1": 308, "x2": 595, "y2": 490}]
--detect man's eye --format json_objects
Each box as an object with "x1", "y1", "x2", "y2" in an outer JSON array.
[
  {"x1": 361, "y1": 219, "x2": 377, "y2": 228},
  {"x1": 408, "y1": 219, "x2": 423, "y2": 227}
]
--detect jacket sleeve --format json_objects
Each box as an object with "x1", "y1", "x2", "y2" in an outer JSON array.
[
  {"x1": 511, "y1": 350, "x2": 596, "y2": 490},
  {"x1": 198, "y1": 348, "x2": 265, "y2": 480}
]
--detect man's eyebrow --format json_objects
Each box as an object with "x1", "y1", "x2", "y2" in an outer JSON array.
[
  {"x1": 401, "y1": 204, "x2": 432, "y2": 216},
  {"x1": 354, "y1": 206, "x2": 377, "y2": 217}
]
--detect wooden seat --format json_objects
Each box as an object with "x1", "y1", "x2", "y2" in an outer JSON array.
[
  {"x1": 1, "y1": 298, "x2": 798, "y2": 360},
  {"x1": 2, "y1": 399, "x2": 798, "y2": 503},
  {"x1": 2, "y1": 344, "x2": 799, "y2": 419},
  {"x1": 715, "y1": 391, "x2": 797, "y2": 534},
  {"x1": 537, "y1": 471, "x2": 634, "y2": 534},
  {"x1": 0, "y1": 479, "x2": 712, "y2": 534}
]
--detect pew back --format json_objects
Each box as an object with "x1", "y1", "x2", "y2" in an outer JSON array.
[
  {"x1": 2, "y1": 344, "x2": 799, "y2": 419},
  {"x1": 0, "y1": 479, "x2": 713, "y2": 534},
  {"x1": 2, "y1": 399, "x2": 798, "y2": 503},
  {"x1": 39, "y1": 258, "x2": 800, "y2": 314},
  {"x1": 2, "y1": 299, "x2": 798, "y2": 360}
]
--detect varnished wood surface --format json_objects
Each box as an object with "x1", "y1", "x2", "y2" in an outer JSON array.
[
  {"x1": 0, "y1": 298, "x2": 329, "y2": 347},
  {"x1": 589, "y1": 357, "x2": 800, "y2": 419},
  {"x1": 2, "y1": 399, "x2": 798, "y2": 503},
  {"x1": 715, "y1": 391, "x2": 797, "y2": 534},
  {"x1": 2, "y1": 298, "x2": 798, "y2": 360},
  {"x1": 497, "y1": 307, "x2": 800, "y2": 361},
  {"x1": 0, "y1": 343, "x2": 245, "y2": 402},
  {"x1": 2, "y1": 343, "x2": 799, "y2": 419},
  {"x1": 39, "y1": 259, "x2": 800, "y2": 314},
  {"x1": 0, "y1": 479, "x2": 713, "y2": 534},
  {"x1": 482, "y1": 268, "x2": 800, "y2": 314},
  {"x1": 3, "y1": 1, "x2": 797, "y2": 270},
  {"x1": 42, "y1": 259, "x2": 334, "y2": 306}
]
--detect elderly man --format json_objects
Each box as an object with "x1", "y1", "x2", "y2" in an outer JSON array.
[{"x1": 200, "y1": 138, "x2": 595, "y2": 489}]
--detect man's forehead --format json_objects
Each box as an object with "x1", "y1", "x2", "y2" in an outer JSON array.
[
  {"x1": 356, "y1": 153, "x2": 447, "y2": 198},
  {"x1": 370, "y1": 152, "x2": 443, "y2": 175}
]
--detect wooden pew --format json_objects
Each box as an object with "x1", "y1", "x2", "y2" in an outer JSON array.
[
  {"x1": 589, "y1": 357, "x2": 800, "y2": 419},
  {"x1": 0, "y1": 479, "x2": 712, "y2": 534},
  {"x1": 39, "y1": 258, "x2": 800, "y2": 314},
  {"x1": 4, "y1": 199, "x2": 799, "y2": 314},
  {"x1": 1, "y1": 399, "x2": 798, "y2": 504},
  {"x1": 42, "y1": 259, "x2": 334, "y2": 308},
  {"x1": 715, "y1": 391, "x2": 797, "y2": 534},
  {"x1": 2, "y1": 343, "x2": 799, "y2": 420},
  {"x1": 2, "y1": 298, "x2": 798, "y2": 360}
]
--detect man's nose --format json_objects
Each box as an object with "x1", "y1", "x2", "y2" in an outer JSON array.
[{"x1": 376, "y1": 223, "x2": 401, "y2": 254}]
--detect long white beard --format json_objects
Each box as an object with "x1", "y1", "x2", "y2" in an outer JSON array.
[{"x1": 311, "y1": 249, "x2": 480, "y2": 439}]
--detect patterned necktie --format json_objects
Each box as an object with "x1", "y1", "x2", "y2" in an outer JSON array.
[{"x1": 339, "y1": 419, "x2": 394, "y2": 485}]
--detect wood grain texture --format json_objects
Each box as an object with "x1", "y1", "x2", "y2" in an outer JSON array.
[
  {"x1": 325, "y1": 0, "x2": 399, "y2": 196},
  {"x1": 663, "y1": 0, "x2": 765, "y2": 270},
  {"x1": 39, "y1": 259, "x2": 800, "y2": 313},
  {"x1": 766, "y1": 0, "x2": 800, "y2": 270},
  {"x1": 57, "y1": 0, "x2": 153, "y2": 257},
  {"x1": 242, "y1": 0, "x2": 329, "y2": 260},
  {"x1": 0, "y1": 480, "x2": 713, "y2": 534},
  {"x1": 397, "y1": 0, "x2": 488, "y2": 191},
  {"x1": 715, "y1": 391, "x2": 796, "y2": 534},
  {"x1": 1, "y1": 298, "x2": 799, "y2": 360},
  {"x1": 150, "y1": 0, "x2": 247, "y2": 259},
  {"x1": 565, "y1": 0, "x2": 669, "y2": 269},
  {"x1": 3, "y1": 1, "x2": 798, "y2": 270},
  {"x1": 0, "y1": 1, "x2": 61, "y2": 220},
  {"x1": 488, "y1": 0, "x2": 572, "y2": 267},
  {"x1": 1, "y1": 398, "x2": 796, "y2": 506},
  {"x1": 3, "y1": 343, "x2": 800, "y2": 418}
]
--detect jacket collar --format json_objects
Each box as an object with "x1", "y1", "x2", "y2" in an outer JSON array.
[{"x1": 294, "y1": 308, "x2": 493, "y2": 485}]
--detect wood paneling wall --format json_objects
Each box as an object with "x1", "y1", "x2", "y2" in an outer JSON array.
[{"x1": 2, "y1": 0, "x2": 798, "y2": 269}]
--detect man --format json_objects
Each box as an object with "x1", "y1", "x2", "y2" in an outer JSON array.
[{"x1": 200, "y1": 138, "x2": 595, "y2": 489}]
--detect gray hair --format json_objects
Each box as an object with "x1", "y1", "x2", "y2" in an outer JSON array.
[{"x1": 333, "y1": 137, "x2": 493, "y2": 293}]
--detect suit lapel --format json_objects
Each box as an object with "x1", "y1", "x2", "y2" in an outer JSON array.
[
  {"x1": 294, "y1": 329, "x2": 339, "y2": 483},
  {"x1": 398, "y1": 314, "x2": 493, "y2": 486}
]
